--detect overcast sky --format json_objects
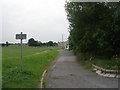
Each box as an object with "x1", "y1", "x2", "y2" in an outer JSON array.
[{"x1": 2, "y1": 0, "x2": 69, "y2": 43}]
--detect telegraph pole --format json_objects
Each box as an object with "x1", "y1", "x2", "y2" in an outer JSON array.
[{"x1": 62, "y1": 34, "x2": 63, "y2": 43}]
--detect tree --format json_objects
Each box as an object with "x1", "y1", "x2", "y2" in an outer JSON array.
[
  {"x1": 42, "y1": 43, "x2": 46, "y2": 46},
  {"x1": 65, "y1": 2, "x2": 120, "y2": 58},
  {"x1": 46, "y1": 41, "x2": 54, "y2": 46},
  {"x1": 6, "y1": 41, "x2": 9, "y2": 47},
  {"x1": 28, "y1": 38, "x2": 58, "y2": 47},
  {"x1": 38, "y1": 41, "x2": 42, "y2": 46},
  {"x1": 2, "y1": 43, "x2": 5, "y2": 47},
  {"x1": 54, "y1": 42, "x2": 58, "y2": 46},
  {"x1": 28, "y1": 38, "x2": 38, "y2": 46}
]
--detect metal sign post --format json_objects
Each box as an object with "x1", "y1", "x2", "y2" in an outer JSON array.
[
  {"x1": 20, "y1": 37, "x2": 22, "y2": 72},
  {"x1": 16, "y1": 32, "x2": 27, "y2": 72}
]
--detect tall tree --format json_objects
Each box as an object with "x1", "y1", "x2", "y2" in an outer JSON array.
[{"x1": 65, "y1": 2, "x2": 120, "y2": 58}]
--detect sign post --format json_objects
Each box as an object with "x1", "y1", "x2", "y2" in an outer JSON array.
[{"x1": 16, "y1": 32, "x2": 27, "y2": 72}]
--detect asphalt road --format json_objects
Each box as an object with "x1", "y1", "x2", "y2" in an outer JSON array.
[{"x1": 46, "y1": 50, "x2": 119, "y2": 88}]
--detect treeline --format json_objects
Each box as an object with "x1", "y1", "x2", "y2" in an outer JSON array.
[
  {"x1": 0, "y1": 42, "x2": 27, "y2": 47},
  {"x1": 28, "y1": 38, "x2": 58, "y2": 47},
  {"x1": 1, "y1": 39, "x2": 58, "y2": 47},
  {"x1": 0, "y1": 42, "x2": 12, "y2": 47},
  {"x1": 65, "y1": 2, "x2": 120, "y2": 58}
]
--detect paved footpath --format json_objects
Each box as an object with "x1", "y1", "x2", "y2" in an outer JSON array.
[{"x1": 46, "y1": 50, "x2": 119, "y2": 88}]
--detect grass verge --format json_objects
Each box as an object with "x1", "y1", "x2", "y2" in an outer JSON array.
[
  {"x1": 76, "y1": 53, "x2": 120, "y2": 71},
  {"x1": 2, "y1": 46, "x2": 61, "y2": 88}
]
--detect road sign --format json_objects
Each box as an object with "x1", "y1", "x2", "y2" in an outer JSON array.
[
  {"x1": 16, "y1": 32, "x2": 27, "y2": 72},
  {"x1": 16, "y1": 34, "x2": 26, "y2": 39}
]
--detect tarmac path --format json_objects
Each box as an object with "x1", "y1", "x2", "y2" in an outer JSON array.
[{"x1": 46, "y1": 50, "x2": 119, "y2": 88}]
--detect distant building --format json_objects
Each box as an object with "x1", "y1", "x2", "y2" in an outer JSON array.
[{"x1": 58, "y1": 41, "x2": 69, "y2": 50}]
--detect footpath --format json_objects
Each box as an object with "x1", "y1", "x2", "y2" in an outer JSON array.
[{"x1": 46, "y1": 50, "x2": 119, "y2": 88}]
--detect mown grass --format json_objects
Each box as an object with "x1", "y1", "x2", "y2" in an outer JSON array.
[
  {"x1": 77, "y1": 53, "x2": 120, "y2": 70},
  {"x1": 2, "y1": 45, "x2": 61, "y2": 88}
]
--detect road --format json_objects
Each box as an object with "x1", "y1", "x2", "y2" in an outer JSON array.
[{"x1": 46, "y1": 50, "x2": 119, "y2": 88}]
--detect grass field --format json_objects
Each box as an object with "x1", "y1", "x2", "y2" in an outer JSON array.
[{"x1": 2, "y1": 45, "x2": 61, "y2": 88}]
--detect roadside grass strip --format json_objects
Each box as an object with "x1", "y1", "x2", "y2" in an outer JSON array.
[
  {"x1": 2, "y1": 46, "x2": 60, "y2": 88},
  {"x1": 77, "y1": 53, "x2": 120, "y2": 70},
  {"x1": 76, "y1": 53, "x2": 120, "y2": 78}
]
